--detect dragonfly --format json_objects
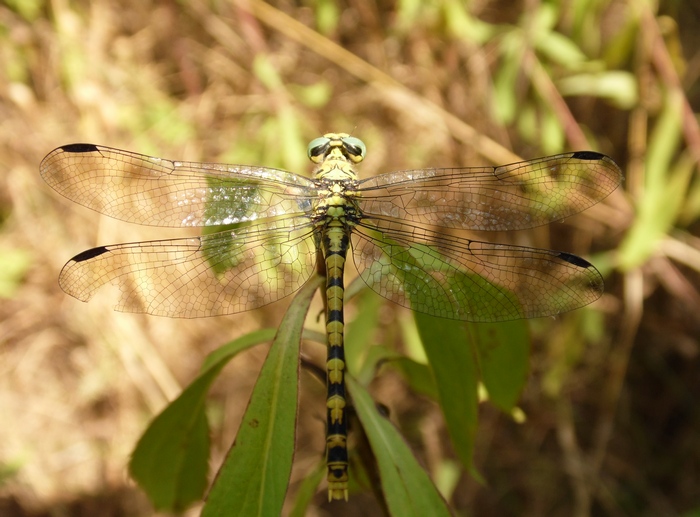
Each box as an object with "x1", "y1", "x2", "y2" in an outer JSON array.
[{"x1": 41, "y1": 133, "x2": 621, "y2": 500}]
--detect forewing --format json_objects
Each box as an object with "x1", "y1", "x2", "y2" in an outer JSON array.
[
  {"x1": 356, "y1": 151, "x2": 621, "y2": 231},
  {"x1": 40, "y1": 144, "x2": 317, "y2": 227},
  {"x1": 351, "y1": 219, "x2": 603, "y2": 322},
  {"x1": 59, "y1": 217, "x2": 318, "y2": 317}
]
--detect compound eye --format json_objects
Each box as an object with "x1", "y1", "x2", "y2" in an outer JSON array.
[
  {"x1": 307, "y1": 137, "x2": 331, "y2": 162},
  {"x1": 342, "y1": 136, "x2": 367, "y2": 162}
]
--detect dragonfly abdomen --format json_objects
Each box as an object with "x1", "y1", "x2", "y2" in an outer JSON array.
[{"x1": 322, "y1": 222, "x2": 350, "y2": 501}]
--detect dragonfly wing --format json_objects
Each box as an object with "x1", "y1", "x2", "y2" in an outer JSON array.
[
  {"x1": 59, "y1": 217, "x2": 318, "y2": 317},
  {"x1": 356, "y1": 152, "x2": 621, "y2": 231},
  {"x1": 41, "y1": 144, "x2": 317, "y2": 227},
  {"x1": 351, "y1": 220, "x2": 603, "y2": 322}
]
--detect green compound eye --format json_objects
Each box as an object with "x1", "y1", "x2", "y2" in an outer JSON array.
[
  {"x1": 342, "y1": 136, "x2": 366, "y2": 160},
  {"x1": 307, "y1": 137, "x2": 331, "y2": 160}
]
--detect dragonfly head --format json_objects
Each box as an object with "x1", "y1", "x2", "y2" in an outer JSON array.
[{"x1": 307, "y1": 133, "x2": 366, "y2": 165}]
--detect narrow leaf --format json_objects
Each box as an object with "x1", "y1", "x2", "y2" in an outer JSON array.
[
  {"x1": 347, "y1": 375, "x2": 452, "y2": 517},
  {"x1": 414, "y1": 313, "x2": 479, "y2": 477},
  {"x1": 345, "y1": 289, "x2": 383, "y2": 379},
  {"x1": 129, "y1": 329, "x2": 277, "y2": 511},
  {"x1": 202, "y1": 274, "x2": 323, "y2": 516},
  {"x1": 392, "y1": 357, "x2": 439, "y2": 400},
  {"x1": 470, "y1": 320, "x2": 530, "y2": 412},
  {"x1": 288, "y1": 461, "x2": 326, "y2": 517},
  {"x1": 619, "y1": 91, "x2": 683, "y2": 270}
]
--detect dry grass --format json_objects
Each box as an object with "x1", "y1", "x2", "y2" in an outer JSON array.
[{"x1": 0, "y1": 0, "x2": 699, "y2": 515}]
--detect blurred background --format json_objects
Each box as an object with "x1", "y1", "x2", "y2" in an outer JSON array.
[{"x1": 1, "y1": 0, "x2": 699, "y2": 515}]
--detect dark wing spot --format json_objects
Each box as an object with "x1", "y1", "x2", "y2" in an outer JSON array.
[
  {"x1": 60, "y1": 143, "x2": 100, "y2": 153},
  {"x1": 571, "y1": 151, "x2": 605, "y2": 161},
  {"x1": 557, "y1": 251, "x2": 592, "y2": 268},
  {"x1": 71, "y1": 246, "x2": 110, "y2": 262}
]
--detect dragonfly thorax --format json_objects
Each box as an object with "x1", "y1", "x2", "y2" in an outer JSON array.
[{"x1": 312, "y1": 178, "x2": 361, "y2": 224}]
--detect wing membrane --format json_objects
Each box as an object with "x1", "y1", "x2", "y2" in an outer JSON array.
[
  {"x1": 59, "y1": 217, "x2": 318, "y2": 317},
  {"x1": 41, "y1": 144, "x2": 317, "y2": 227},
  {"x1": 356, "y1": 151, "x2": 621, "y2": 231},
  {"x1": 351, "y1": 218, "x2": 603, "y2": 321}
]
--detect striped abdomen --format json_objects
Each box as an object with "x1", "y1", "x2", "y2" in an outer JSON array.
[{"x1": 323, "y1": 222, "x2": 350, "y2": 501}]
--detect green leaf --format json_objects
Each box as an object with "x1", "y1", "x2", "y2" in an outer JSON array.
[
  {"x1": 345, "y1": 289, "x2": 383, "y2": 378},
  {"x1": 391, "y1": 356, "x2": 438, "y2": 400},
  {"x1": 5, "y1": 0, "x2": 42, "y2": 21},
  {"x1": 346, "y1": 375, "x2": 452, "y2": 517},
  {"x1": 202, "y1": 274, "x2": 323, "y2": 516},
  {"x1": 492, "y1": 32, "x2": 522, "y2": 124},
  {"x1": 602, "y1": 15, "x2": 638, "y2": 68},
  {"x1": 517, "y1": 103, "x2": 538, "y2": 145},
  {"x1": 414, "y1": 313, "x2": 479, "y2": 478},
  {"x1": 557, "y1": 71, "x2": 638, "y2": 109},
  {"x1": 540, "y1": 106, "x2": 564, "y2": 155},
  {"x1": 531, "y1": 2, "x2": 558, "y2": 33},
  {"x1": 535, "y1": 30, "x2": 587, "y2": 68},
  {"x1": 128, "y1": 329, "x2": 277, "y2": 511},
  {"x1": 276, "y1": 104, "x2": 307, "y2": 173},
  {"x1": 0, "y1": 247, "x2": 32, "y2": 298},
  {"x1": 253, "y1": 54, "x2": 284, "y2": 91},
  {"x1": 291, "y1": 80, "x2": 333, "y2": 109},
  {"x1": 201, "y1": 328, "x2": 278, "y2": 372},
  {"x1": 542, "y1": 312, "x2": 594, "y2": 397},
  {"x1": 619, "y1": 91, "x2": 684, "y2": 270},
  {"x1": 470, "y1": 320, "x2": 530, "y2": 412},
  {"x1": 443, "y1": 0, "x2": 494, "y2": 44},
  {"x1": 314, "y1": 0, "x2": 340, "y2": 35},
  {"x1": 345, "y1": 275, "x2": 369, "y2": 301},
  {"x1": 288, "y1": 461, "x2": 326, "y2": 517},
  {"x1": 680, "y1": 160, "x2": 700, "y2": 225}
]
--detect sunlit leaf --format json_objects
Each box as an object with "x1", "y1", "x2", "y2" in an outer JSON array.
[
  {"x1": 492, "y1": 33, "x2": 522, "y2": 124},
  {"x1": 536, "y1": 31, "x2": 587, "y2": 67},
  {"x1": 129, "y1": 329, "x2": 277, "y2": 511},
  {"x1": 443, "y1": 0, "x2": 494, "y2": 43},
  {"x1": 0, "y1": 247, "x2": 32, "y2": 298},
  {"x1": 540, "y1": 106, "x2": 564, "y2": 155},
  {"x1": 558, "y1": 71, "x2": 638, "y2": 108},
  {"x1": 314, "y1": 0, "x2": 340, "y2": 35},
  {"x1": 619, "y1": 91, "x2": 684, "y2": 270},
  {"x1": 201, "y1": 275, "x2": 322, "y2": 516},
  {"x1": 292, "y1": 80, "x2": 333, "y2": 108}
]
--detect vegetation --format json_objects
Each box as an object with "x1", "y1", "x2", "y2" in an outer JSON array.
[{"x1": 0, "y1": 0, "x2": 698, "y2": 515}]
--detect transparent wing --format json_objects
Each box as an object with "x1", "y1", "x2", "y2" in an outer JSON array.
[
  {"x1": 59, "y1": 217, "x2": 318, "y2": 317},
  {"x1": 351, "y1": 219, "x2": 603, "y2": 322},
  {"x1": 41, "y1": 144, "x2": 318, "y2": 227},
  {"x1": 356, "y1": 151, "x2": 622, "y2": 231}
]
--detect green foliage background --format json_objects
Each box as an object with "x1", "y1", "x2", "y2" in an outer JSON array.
[{"x1": 0, "y1": 0, "x2": 699, "y2": 515}]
